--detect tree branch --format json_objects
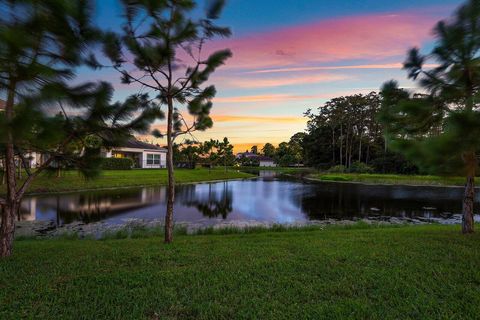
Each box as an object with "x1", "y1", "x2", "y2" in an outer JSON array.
[{"x1": 15, "y1": 135, "x2": 75, "y2": 199}]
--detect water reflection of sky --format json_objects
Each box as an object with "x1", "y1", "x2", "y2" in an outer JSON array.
[{"x1": 18, "y1": 176, "x2": 480, "y2": 226}]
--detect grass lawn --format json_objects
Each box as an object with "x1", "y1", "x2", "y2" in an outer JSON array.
[
  {"x1": 0, "y1": 168, "x2": 253, "y2": 195},
  {"x1": 1, "y1": 225, "x2": 479, "y2": 319},
  {"x1": 310, "y1": 173, "x2": 470, "y2": 187}
]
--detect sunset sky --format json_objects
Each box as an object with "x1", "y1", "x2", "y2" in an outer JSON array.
[{"x1": 82, "y1": 0, "x2": 464, "y2": 152}]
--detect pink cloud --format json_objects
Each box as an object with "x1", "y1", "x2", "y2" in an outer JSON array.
[
  {"x1": 217, "y1": 73, "x2": 351, "y2": 88},
  {"x1": 244, "y1": 63, "x2": 440, "y2": 74},
  {"x1": 210, "y1": 10, "x2": 441, "y2": 71}
]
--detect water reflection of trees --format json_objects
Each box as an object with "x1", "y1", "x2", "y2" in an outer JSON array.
[
  {"x1": 182, "y1": 182, "x2": 233, "y2": 219},
  {"x1": 296, "y1": 183, "x2": 465, "y2": 220}
]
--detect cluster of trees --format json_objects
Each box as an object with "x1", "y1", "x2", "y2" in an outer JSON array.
[
  {"x1": 174, "y1": 137, "x2": 235, "y2": 170},
  {"x1": 0, "y1": 0, "x2": 230, "y2": 256},
  {"x1": 301, "y1": 92, "x2": 418, "y2": 173},
  {"x1": 245, "y1": 133, "x2": 305, "y2": 167}
]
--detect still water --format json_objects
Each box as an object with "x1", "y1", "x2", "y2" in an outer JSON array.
[{"x1": 19, "y1": 173, "x2": 479, "y2": 226}]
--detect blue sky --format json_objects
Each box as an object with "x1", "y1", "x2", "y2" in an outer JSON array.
[{"x1": 83, "y1": 0, "x2": 464, "y2": 151}]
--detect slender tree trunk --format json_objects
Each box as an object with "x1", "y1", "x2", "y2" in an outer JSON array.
[
  {"x1": 332, "y1": 128, "x2": 335, "y2": 164},
  {"x1": 1, "y1": 84, "x2": 18, "y2": 258},
  {"x1": 164, "y1": 95, "x2": 175, "y2": 243},
  {"x1": 358, "y1": 132, "x2": 362, "y2": 162},
  {"x1": 1, "y1": 160, "x2": 5, "y2": 185},
  {"x1": 339, "y1": 125, "x2": 343, "y2": 166},
  {"x1": 462, "y1": 152, "x2": 476, "y2": 234}
]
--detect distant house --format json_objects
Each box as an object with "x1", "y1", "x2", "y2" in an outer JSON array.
[
  {"x1": 236, "y1": 152, "x2": 276, "y2": 167},
  {"x1": 0, "y1": 99, "x2": 5, "y2": 111},
  {"x1": 235, "y1": 151, "x2": 258, "y2": 159},
  {"x1": 257, "y1": 156, "x2": 276, "y2": 167},
  {"x1": 103, "y1": 138, "x2": 167, "y2": 169}
]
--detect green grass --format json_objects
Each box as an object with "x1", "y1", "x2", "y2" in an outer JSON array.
[
  {"x1": 310, "y1": 173, "x2": 469, "y2": 186},
  {"x1": 0, "y1": 168, "x2": 253, "y2": 195},
  {"x1": 1, "y1": 224, "x2": 479, "y2": 319}
]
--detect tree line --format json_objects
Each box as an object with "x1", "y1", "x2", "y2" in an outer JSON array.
[
  {"x1": 174, "y1": 137, "x2": 235, "y2": 170},
  {"x1": 300, "y1": 91, "x2": 418, "y2": 173}
]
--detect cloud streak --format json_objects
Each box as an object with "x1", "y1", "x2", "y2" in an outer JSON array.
[
  {"x1": 212, "y1": 115, "x2": 305, "y2": 124},
  {"x1": 217, "y1": 73, "x2": 351, "y2": 88},
  {"x1": 243, "y1": 63, "x2": 440, "y2": 74},
  {"x1": 213, "y1": 89, "x2": 376, "y2": 104}
]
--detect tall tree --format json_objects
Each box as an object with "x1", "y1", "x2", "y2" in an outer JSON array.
[
  {"x1": 251, "y1": 145, "x2": 258, "y2": 154},
  {"x1": 261, "y1": 143, "x2": 276, "y2": 158},
  {"x1": 0, "y1": 0, "x2": 98, "y2": 257},
  {"x1": 0, "y1": 0, "x2": 161, "y2": 257},
  {"x1": 104, "y1": 0, "x2": 232, "y2": 243},
  {"x1": 216, "y1": 137, "x2": 234, "y2": 172},
  {"x1": 379, "y1": 0, "x2": 480, "y2": 233}
]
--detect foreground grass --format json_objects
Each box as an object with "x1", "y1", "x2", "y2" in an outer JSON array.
[
  {"x1": 0, "y1": 168, "x2": 253, "y2": 195},
  {"x1": 310, "y1": 173, "x2": 469, "y2": 186},
  {"x1": 1, "y1": 225, "x2": 479, "y2": 319}
]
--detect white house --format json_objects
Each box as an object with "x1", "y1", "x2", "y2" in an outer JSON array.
[
  {"x1": 257, "y1": 156, "x2": 276, "y2": 167},
  {"x1": 103, "y1": 138, "x2": 167, "y2": 169}
]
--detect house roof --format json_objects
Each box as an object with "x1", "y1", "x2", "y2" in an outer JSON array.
[
  {"x1": 236, "y1": 152, "x2": 258, "y2": 158},
  {"x1": 256, "y1": 156, "x2": 275, "y2": 162},
  {"x1": 121, "y1": 138, "x2": 167, "y2": 151}
]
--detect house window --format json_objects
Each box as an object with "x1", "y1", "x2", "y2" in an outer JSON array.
[{"x1": 146, "y1": 154, "x2": 161, "y2": 165}]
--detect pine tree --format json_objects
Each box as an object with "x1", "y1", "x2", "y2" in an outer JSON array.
[
  {"x1": 379, "y1": 0, "x2": 480, "y2": 233},
  {"x1": 0, "y1": 0, "x2": 162, "y2": 257},
  {"x1": 103, "y1": 0, "x2": 232, "y2": 243}
]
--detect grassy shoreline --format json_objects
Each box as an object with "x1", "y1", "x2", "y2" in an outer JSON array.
[
  {"x1": 1, "y1": 224, "x2": 479, "y2": 319},
  {"x1": 0, "y1": 169, "x2": 254, "y2": 196},
  {"x1": 309, "y1": 173, "x2": 470, "y2": 187}
]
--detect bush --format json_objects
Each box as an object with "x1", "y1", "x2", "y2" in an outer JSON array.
[
  {"x1": 370, "y1": 153, "x2": 419, "y2": 174},
  {"x1": 328, "y1": 165, "x2": 346, "y2": 173},
  {"x1": 348, "y1": 161, "x2": 374, "y2": 174},
  {"x1": 101, "y1": 158, "x2": 134, "y2": 170}
]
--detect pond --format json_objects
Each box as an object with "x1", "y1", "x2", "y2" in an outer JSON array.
[{"x1": 18, "y1": 171, "x2": 480, "y2": 227}]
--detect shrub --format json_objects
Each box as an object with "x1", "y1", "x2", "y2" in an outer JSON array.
[
  {"x1": 101, "y1": 158, "x2": 134, "y2": 170},
  {"x1": 348, "y1": 161, "x2": 374, "y2": 174},
  {"x1": 328, "y1": 165, "x2": 346, "y2": 173}
]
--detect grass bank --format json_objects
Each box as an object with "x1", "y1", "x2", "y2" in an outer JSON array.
[
  {"x1": 309, "y1": 173, "x2": 469, "y2": 187},
  {"x1": 1, "y1": 224, "x2": 479, "y2": 319},
  {"x1": 0, "y1": 168, "x2": 253, "y2": 195}
]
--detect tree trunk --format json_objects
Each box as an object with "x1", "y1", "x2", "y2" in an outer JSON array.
[
  {"x1": 462, "y1": 175, "x2": 475, "y2": 234},
  {"x1": 164, "y1": 95, "x2": 175, "y2": 243},
  {"x1": 0, "y1": 202, "x2": 18, "y2": 258},
  {"x1": 339, "y1": 125, "x2": 343, "y2": 166},
  {"x1": 1, "y1": 85, "x2": 17, "y2": 258},
  {"x1": 358, "y1": 131, "x2": 362, "y2": 162},
  {"x1": 462, "y1": 152, "x2": 476, "y2": 234},
  {"x1": 331, "y1": 128, "x2": 335, "y2": 164}
]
